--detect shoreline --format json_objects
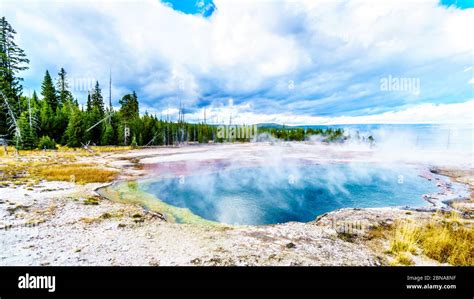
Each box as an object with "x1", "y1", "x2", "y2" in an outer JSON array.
[{"x1": 1, "y1": 143, "x2": 472, "y2": 266}]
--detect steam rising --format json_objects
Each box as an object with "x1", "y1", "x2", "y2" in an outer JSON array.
[
  {"x1": 135, "y1": 124, "x2": 472, "y2": 225},
  {"x1": 141, "y1": 160, "x2": 443, "y2": 225}
]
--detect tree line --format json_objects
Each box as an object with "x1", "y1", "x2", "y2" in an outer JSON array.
[
  {"x1": 1, "y1": 16, "x2": 354, "y2": 150},
  {"x1": 2, "y1": 66, "x2": 223, "y2": 149},
  {"x1": 258, "y1": 127, "x2": 345, "y2": 142}
]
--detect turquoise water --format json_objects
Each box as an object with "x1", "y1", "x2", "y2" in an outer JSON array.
[{"x1": 140, "y1": 163, "x2": 439, "y2": 225}]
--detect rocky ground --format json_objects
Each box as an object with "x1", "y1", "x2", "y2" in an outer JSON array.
[{"x1": 0, "y1": 142, "x2": 472, "y2": 266}]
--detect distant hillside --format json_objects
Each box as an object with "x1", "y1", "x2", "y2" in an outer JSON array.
[{"x1": 256, "y1": 123, "x2": 286, "y2": 129}]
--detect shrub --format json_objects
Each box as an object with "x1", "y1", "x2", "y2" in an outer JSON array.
[
  {"x1": 131, "y1": 136, "x2": 138, "y2": 149},
  {"x1": 388, "y1": 212, "x2": 473, "y2": 266},
  {"x1": 391, "y1": 252, "x2": 414, "y2": 266},
  {"x1": 37, "y1": 136, "x2": 57, "y2": 150}
]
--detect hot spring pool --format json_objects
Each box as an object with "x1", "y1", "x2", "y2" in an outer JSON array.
[{"x1": 139, "y1": 163, "x2": 439, "y2": 225}]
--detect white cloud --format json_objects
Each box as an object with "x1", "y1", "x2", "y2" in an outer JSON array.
[
  {"x1": 3, "y1": 0, "x2": 474, "y2": 123},
  {"x1": 189, "y1": 100, "x2": 474, "y2": 125}
]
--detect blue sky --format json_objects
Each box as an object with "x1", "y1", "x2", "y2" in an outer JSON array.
[
  {"x1": 3, "y1": 0, "x2": 474, "y2": 124},
  {"x1": 161, "y1": 0, "x2": 216, "y2": 17},
  {"x1": 440, "y1": 0, "x2": 474, "y2": 9}
]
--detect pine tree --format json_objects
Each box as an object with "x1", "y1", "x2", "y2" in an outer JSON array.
[
  {"x1": 90, "y1": 81, "x2": 104, "y2": 116},
  {"x1": 39, "y1": 99, "x2": 53, "y2": 138},
  {"x1": 56, "y1": 68, "x2": 72, "y2": 105},
  {"x1": 117, "y1": 92, "x2": 139, "y2": 145},
  {"x1": 0, "y1": 16, "x2": 29, "y2": 136},
  {"x1": 53, "y1": 103, "x2": 70, "y2": 143},
  {"x1": 119, "y1": 92, "x2": 139, "y2": 122},
  {"x1": 23, "y1": 93, "x2": 39, "y2": 137},
  {"x1": 65, "y1": 106, "x2": 85, "y2": 147},
  {"x1": 41, "y1": 70, "x2": 58, "y2": 111},
  {"x1": 14, "y1": 111, "x2": 37, "y2": 149},
  {"x1": 86, "y1": 92, "x2": 92, "y2": 112},
  {"x1": 86, "y1": 106, "x2": 103, "y2": 145},
  {"x1": 31, "y1": 90, "x2": 39, "y2": 106},
  {"x1": 101, "y1": 122, "x2": 115, "y2": 145}
]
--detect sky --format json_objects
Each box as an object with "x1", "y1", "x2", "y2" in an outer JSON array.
[{"x1": 2, "y1": 0, "x2": 473, "y2": 125}]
